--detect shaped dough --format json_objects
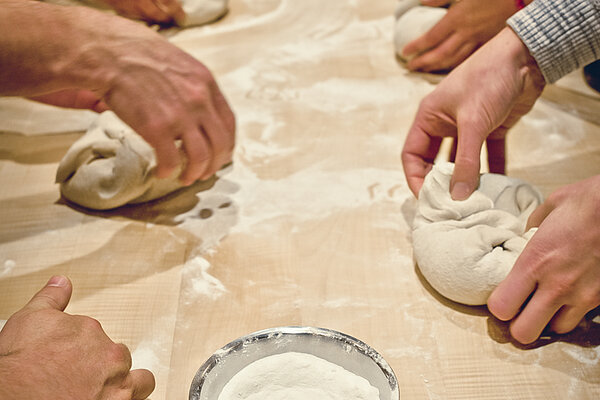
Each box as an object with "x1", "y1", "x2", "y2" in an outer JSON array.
[
  {"x1": 394, "y1": 4, "x2": 447, "y2": 61},
  {"x1": 56, "y1": 111, "x2": 185, "y2": 210},
  {"x1": 43, "y1": 0, "x2": 228, "y2": 27},
  {"x1": 181, "y1": 0, "x2": 228, "y2": 27},
  {"x1": 412, "y1": 163, "x2": 543, "y2": 305}
]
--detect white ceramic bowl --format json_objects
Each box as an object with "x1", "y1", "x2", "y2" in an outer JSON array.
[{"x1": 189, "y1": 326, "x2": 399, "y2": 400}]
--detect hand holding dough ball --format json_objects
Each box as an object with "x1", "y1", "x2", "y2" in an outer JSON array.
[
  {"x1": 394, "y1": 3, "x2": 447, "y2": 62},
  {"x1": 56, "y1": 111, "x2": 190, "y2": 210},
  {"x1": 412, "y1": 163, "x2": 542, "y2": 305}
]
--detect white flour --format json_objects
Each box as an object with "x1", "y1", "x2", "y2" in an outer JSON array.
[{"x1": 218, "y1": 352, "x2": 380, "y2": 400}]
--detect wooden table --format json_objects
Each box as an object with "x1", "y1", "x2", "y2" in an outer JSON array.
[{"x1": 1, "y1": 1, "x2": 599, "y2": 398}]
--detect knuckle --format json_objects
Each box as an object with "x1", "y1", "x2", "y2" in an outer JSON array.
[
  {"x1": 108, "y1": 343, "x2": 132, "y2": 366},
  {"x1": 76, "y1": 315, "x2": 103, "y2": 331}
]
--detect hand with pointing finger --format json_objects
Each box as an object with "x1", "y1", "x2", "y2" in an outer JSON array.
[
  {"x1": 0, "y1": 276, "x2": 155, "y2": 400},
  {"x1": 401, "y1": 27, "x2": 545, "y2": 199}
]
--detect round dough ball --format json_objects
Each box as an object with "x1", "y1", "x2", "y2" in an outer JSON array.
[
  {"x1": 180, "y1": 0, "x2": 228, "y2": 27},
  {"x1": 394, "y1": 6, "x2": 447, "y2": 60},
  {"x1": 56, "y1": 111, "x2": 185, "y2": 210},
  {"x1": 411, "y1": 163, "x2": 543, "y2": 305}
]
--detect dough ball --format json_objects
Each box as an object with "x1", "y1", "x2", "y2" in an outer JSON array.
[
  {"x1": 394, "y1": 5, "x2": 447, "y2": 60},
  {"x1": 180, "y1": 0, "x2": 229, "y2": 27},
  {"x1": 411, "y1": 163, "x2": 543, "y2": 305},
  {"x1": 56, "y1": 111, "x2": 185, "y2": 210}
]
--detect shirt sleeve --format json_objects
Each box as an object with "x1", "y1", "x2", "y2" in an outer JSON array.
[{"x1": 507, "y1": 0, "x2": 600, "y2": 83}]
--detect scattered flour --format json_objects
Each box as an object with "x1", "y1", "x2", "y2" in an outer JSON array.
[
  {"x1": 131, "y1": 342, "x2": 162, "y2": 372},
  {"x1": 182, "y1": 256, "x2": 228, "y2": 301},
  {"x1": 218, "y1": 352, "x2": 380, "y2": 400},
  {"x1": 1, "y1": 260, "x2": 16, "y2": 277},
  {"x1": 0, "y1": 319, "x2": 6, "y2": 332}
]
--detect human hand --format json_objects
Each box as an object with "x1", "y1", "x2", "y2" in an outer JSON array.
[
  {"x1": 91, "y1": 16, "x2": 236, "y2": 185},
  {"x1": 0, "y1": 2, "x2": 235, "y2": 186},
  {"x1": 402, "y1": 0, "x2": 520, "y2": 72},
  {"x1": 99, "y1": 0, "x2": 185, "y2": 25},
  {"x1": 0, "y1": 276, "x2": 155, "y2": 399},
  {"x1": 487, "y1": 176, "x2": 600, "y2": 344},
  {"x1": 401, "y1": 27, "x2": 545, "y2": 199}
]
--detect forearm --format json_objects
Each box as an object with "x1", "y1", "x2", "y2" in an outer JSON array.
[
  {"x1": 0, "y1": 0, "x2": 154, "y2": 96},
  {"x1": 508, "y1": 0, "x2": 600, "y2": 83}
]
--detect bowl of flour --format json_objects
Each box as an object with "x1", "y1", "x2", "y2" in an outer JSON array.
[{"x1": 189, "y1": 326, "x2": 399, "y2": 400}]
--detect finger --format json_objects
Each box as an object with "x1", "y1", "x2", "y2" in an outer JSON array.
[
  {"x1": 147, "y1": 133, "x2": 182, "y2": 179},
  {"x1": 207, "y1": 81, "x2": 236, "y2": 173},
  {"x1": 449, "y1": 118, "x2": 485, "y2": 200},
  {"x1": 509, "y1": 290, "x2": 562, "y2": 344},
  {"x1": 402, "y1": 13, "x2": 454, "y2": 59},
  {"x1": 209, "y1": 81, "x2": 236, "y2": 141},
  {"x1": 23, "y1": 276, "x2": 73, "y2": 313},
  {"x1": 401, "y1": 122, "x2": 444, "y2": 197},
  {"x1": 135, "y1": 0, "x2": 172, "y2": 23},
  {"x1": 129, "y1": 369, "x2": 156, "y2": 400},
  {"x1": 179, "y1": 127, "x2": 212, "y2": 185},
  {"x1": 485, "y1": 136, "x2": 506, "y2": 174},
  {"x1": 157, "y1": 0, "x2": 186, "y2": 25},
  {"x1": 407, "y1": 34, "x2": 476, "y2": 72},
  {"x1": 487, "y1": 239, "x2": 543, "y2": 322},
  {"x1": 526, "y1": 201, "x2": 553, "y2": 230},
  {"x1": 549, "y1": 305, "x2": 588, "y2": 334}
]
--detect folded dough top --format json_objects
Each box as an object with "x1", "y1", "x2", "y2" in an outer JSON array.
[{"x1": 411, "y1": 162, "x2": 542, "y2": 305}]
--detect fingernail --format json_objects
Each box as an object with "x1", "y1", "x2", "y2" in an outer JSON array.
[
  {"x1": 47, "y1": 276, "x2": 68, "y2": 288},
  {"x1": 451, "y1": 182, "x2": 471, "y2": 200}
]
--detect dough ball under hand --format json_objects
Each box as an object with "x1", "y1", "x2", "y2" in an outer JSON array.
[
  {"x1": 180, "y1": 0, "x2": 229, "y2": 27},
  {"x1": 394, "y1": 4, "x2": 447, "y2": 61},
  {"x1": 411, "y1": 163, "x2": 543, "y2": 305},
  {"x1": 56, "y1": 111, "x2": 186, "y2": 210}
]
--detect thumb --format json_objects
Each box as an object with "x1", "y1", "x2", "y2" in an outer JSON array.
[
  {"x1": 450, "y1": 126, "x2": 484, "y2": 200},
  {"x1": 24, "y1": 276, "x2": 73, "y2": 313}
]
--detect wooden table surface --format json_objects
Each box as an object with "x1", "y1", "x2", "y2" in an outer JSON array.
[{"x1": 1, "y1": 1, "x2": 599, "y2": 398}]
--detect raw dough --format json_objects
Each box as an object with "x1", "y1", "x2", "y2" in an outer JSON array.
[
  {"x1": 56, "y1": 111, "x2": 185, "y2": 210},
  {"x1": 43, "y1": 0, "x2": 228, "y2": 27},
  {"x1": 412, "y1": 163, "x2": 542, "y2": 305},
  {"x1": 394, "y1": 4, "x2": 447, "y2": 61},
  {"x1": 181, "y1": 0, "x2": 229, "y2": 27},
  {"x1": 218, "y1": 352, "x2": 380, "y2": 400}
]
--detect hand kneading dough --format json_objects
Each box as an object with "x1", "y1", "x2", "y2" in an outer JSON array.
[
  {"x1": 412, "y1": 163, "x2": 543, "y2": 305},
  {"x1": 394, "y1": 4, "x2": 447, "y2": 60},
  {"x1": 56, "y1": 111, "x2": 186, "y2": 210},
  {"x1": 180, "y1": 0, "x2": 228, "y2": 27}
]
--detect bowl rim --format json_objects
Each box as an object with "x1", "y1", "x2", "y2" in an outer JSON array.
[{"x1": 188, "y1": 325, "x2": 399, "y2": 400}]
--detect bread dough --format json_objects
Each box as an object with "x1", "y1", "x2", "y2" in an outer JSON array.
[
  {"x1": 56, "y1": 111, "x2": 186, "y2": 210},
  {"x1": 394, "y1": 4, "x2": 447, "y2": 61},
  {"x1": 43, "y1": 0, "x2": 228, "y2": 27},
  {"x1": 218, "y1": 352, "x2": 380, "y2": 400},
  {"x1": 411, "y1": 163, "x2": 543, "y2": 305},
  {"x1": 181, "y1": 0, "x2": 228, "y2": 27}
]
